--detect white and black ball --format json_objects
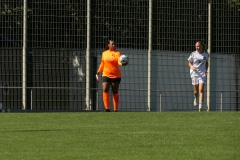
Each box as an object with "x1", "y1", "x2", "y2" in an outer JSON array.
[{"x1": 119, "y1": 55, "x2": 129, "y2": 65}]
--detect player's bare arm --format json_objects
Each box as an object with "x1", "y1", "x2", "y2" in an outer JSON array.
[{"x1": 188, "y1": 61, "x2": 196, "y2": 70}]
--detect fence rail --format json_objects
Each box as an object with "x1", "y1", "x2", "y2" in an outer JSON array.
[{"x1": 0, "y1": 87, "x2": 239, "y2": 111}]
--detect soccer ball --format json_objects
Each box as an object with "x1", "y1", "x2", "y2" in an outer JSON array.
[{"x1": 119, "y1": 55, "x2": 129, "y2": 65}]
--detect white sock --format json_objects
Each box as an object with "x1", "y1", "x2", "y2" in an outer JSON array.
[{"x1": 199, "y1": 102, "x2": 202, "y2": 108}]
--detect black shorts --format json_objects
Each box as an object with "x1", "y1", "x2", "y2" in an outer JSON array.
[{"x1": 102, "y1": 76, "x2": 121, "y2": 83}]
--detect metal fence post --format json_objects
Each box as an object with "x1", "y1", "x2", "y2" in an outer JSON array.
[
  {"x1": 147, "y1": 0, "x2": 153, "y2": 111},
  {"x1": 207, "y1": 0, "x2": 212, "y2": 112},
  {"x1": 22, "y1": 0, "x2": 27, "y2": 110},
  {"x1": 159, "y1": 92, "x2": 162, "y2": 112},
  {"x1": 86, "y1": 0, "x2": 91, "y2": 110}
]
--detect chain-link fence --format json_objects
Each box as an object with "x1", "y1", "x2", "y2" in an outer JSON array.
[{"x1": 0, "y1": 0, "x2": 239, "y2": 111}]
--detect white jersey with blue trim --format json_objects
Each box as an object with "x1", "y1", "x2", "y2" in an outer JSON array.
[{"x1": 188, "y1": 51, "x2": 209, "y2": 78}]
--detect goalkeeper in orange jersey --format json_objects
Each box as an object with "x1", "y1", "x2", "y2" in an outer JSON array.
[{"x1": 96, "y1": 40, "x2": 128, "y2": 112}]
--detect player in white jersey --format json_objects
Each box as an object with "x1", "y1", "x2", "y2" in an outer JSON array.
[{"x1": 188, "y1": 41, "x2": 209, "y2": 111}]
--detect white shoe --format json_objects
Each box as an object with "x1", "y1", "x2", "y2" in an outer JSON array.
[
  {"x1": 194, "y1": 96, "x2": 198, "y2": 106},
  {"x1": 199, "y1": 107, "x2": 203, "y2": 112}
]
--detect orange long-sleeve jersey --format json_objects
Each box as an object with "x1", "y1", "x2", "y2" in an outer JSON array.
[{"x1": 97, "y1": 49, "x2": 122, "y2": 78}]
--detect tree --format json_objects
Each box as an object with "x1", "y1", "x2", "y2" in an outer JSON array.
[{"x1": 228, "y1": 0, "x2": 240, "y2": 10}]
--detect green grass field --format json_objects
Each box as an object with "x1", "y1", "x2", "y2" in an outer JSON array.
[{"x1": 0, "y1": 112, "x2": 239, "y2": 160}]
